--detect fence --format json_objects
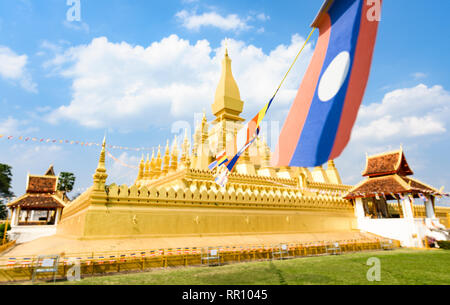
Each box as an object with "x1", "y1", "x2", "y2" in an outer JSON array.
[
  {"x1": 0, "y1": 238, "x2": 400, "y2": 283},
  {"x1": 0, "y1": 240, "x2": 16, "y2": 254}
]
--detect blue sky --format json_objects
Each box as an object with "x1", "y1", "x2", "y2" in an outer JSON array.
[{"x1": 0, "y1": 0, "x2": 449, "y2": 204}]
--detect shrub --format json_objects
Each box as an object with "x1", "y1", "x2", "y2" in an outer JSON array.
[
  {"x1": 437, "y1": 240, "x2": 450, "y2": 250},
  {"x1": 0, "y1": 223, "x2": 11, "y2": 241}
]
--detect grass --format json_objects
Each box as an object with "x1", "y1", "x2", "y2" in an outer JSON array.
[{"x1": 38, "y1": 249, "x2": 450, "y2": 285}]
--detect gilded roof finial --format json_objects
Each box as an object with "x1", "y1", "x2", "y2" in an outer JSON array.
[
  {"x1": 97, "y1": 136, "x2": 106, "y2": 172},
  {"x1": 328, "y1": 159, "x2": 336, "y2": 169},
  {"x1": 93, "y1": 136, "x2": 108, "y2": 190},
  {"x1": 225, "y1": 39, "x2": 229, "y2": 57},
  {"x1": 137, "y1": 154, "x2": 145, "y2": 181},
  {"x1": 211, "y1": 40, "x2": 244, "y2": 122}
]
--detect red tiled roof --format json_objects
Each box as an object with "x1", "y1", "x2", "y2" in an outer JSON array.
[
  {"x1": 344, "y1": 175, "x2": 436, "y2": 199},
  {"x1": 8, "y1": 194, "x2": 65, "y2": 209},
  {"x1": 362, "y1": 150, "x2": 413, "y2": 177},
  {"x1": 26, "y1": 176, "x2": 58, "y2": 194}
]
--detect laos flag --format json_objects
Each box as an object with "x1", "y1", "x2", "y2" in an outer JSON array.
[{"x1": 273, "y1": 0, "x2": 382, "y2": 167}]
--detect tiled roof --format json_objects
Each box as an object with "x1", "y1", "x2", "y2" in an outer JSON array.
[
  {"x1": 344, "y1": 175, "x2": 436, "y2": 199},
  {"x1": 26, "y1": 176, "x2": 58, "y2": 194},
  {"x1": 362, "y1": 150, "x2": 413, "y2": 177},
  {"x1": 8, "y1": 194, "x2": 65, "y2": 209}
]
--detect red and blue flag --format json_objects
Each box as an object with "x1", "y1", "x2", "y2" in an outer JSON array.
[{"x1": 273, "y1": 0, "x2": 382, "y2": 167}]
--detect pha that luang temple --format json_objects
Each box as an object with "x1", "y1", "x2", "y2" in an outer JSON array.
[
  {"x1": 3, "y1": 50, "x2": 369, "y2": 256},
  {"x1": 3, "y1": 50, "x2": 449, "y2": 257}
]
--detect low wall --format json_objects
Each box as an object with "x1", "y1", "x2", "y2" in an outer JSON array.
[
  {"x1": 9, "y1": 226, "x2": 57, "y2": 244},
  {"x1": 358, "y1": 218, "x2": 421, "y2": 247},
  {"x1": 57, "y1": 184, "x2": 357, "y2": 239}
]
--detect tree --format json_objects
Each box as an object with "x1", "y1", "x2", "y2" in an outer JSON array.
[
  {"x1": 0, "y1": 164, "x2": 14, "y2": 220},
  {"x1": 57, "y1": 172, "x2": 76, "y2": 193},
  {"x1": 0, "y1": 164, "x2": 14, "y2": 198}
]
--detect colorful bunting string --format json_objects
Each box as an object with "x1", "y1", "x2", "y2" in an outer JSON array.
[{"x1": 0, "y1": 134, "x2": 154, "y2": 151}]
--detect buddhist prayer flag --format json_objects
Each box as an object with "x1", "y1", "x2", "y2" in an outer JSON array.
[
  {"x1": 208, "y1": 150, "x2": 228, "y2": 171},
  {"x1": 418, "y1": 193, "x2": 428, "y2": 202},
  {"x1": 209, "y1": 96, "x2": 274, "y2": 185},
  {"x1": 273, "y1": 0, "x2": 382, "y2": 167}
]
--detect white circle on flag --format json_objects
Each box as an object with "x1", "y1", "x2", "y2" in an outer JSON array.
[{"x1": 317, "y1": 51, "x2": 351, "y2": 102}]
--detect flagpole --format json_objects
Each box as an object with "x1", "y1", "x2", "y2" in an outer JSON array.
[{"x1": 272, "y1": 27, "x2": 316, "y2": 99}]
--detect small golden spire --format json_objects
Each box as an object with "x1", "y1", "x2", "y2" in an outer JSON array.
[
  {"x1": 181, "y1": 129, "x2": 190, "y2": 165},
  {"x1": 170, "y1": 136, "x2": 179, "y2": 172},
  {"x1": 137, "y1": 154, "x2": 145, "y2": 181},
  {"x1": 93, "y1": 136, "x2": 108, "y2": 190},
  {"x1": 162, "y1": 140, "x2": 171, "y2": 175},
  {"x1": 144, "y1": 153, "x2": 150, "y2": 179},
  {"x1": 154, "y1": 145, "x2": 162, "y2": 177},
  {"x1": 327, "y1": 159, "x2": 336, "y2": 169},
  {"x1": 150, "y1": 149, "x2": 156, "y2": 179}
]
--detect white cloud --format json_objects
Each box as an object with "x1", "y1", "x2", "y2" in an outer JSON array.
[
  {"x1": 0, "y1": 46, "x2": 37, "y2": 92},
  {"x1": 176, "y1": 10, "x2": 251, "y2": 32},
  {"x1": 256, "y1": 13, "x2": 270, "y2": 22},
  {"x1": 45, "y1": 34, "x2": 314, "y2": 131},
  {"x1": 63, "y1": 20, "x2": 90, "y2": 33},
  {"x1": 353, "y1": 84, "x2": 450, "y2": 141},
  {"x1": 337, "y1": 83, "x2": 450, "y2": 187},
  {"x1": 107, "y1": 152, "x2": 140, "y2": 186},
  {"x1": 0, "y1": 117, "x2": 21, "y2": 135},
  {"x1": 411, "y1": 72, "x2": 427, "y2": 80},
  {"x1": 0, "y1": 117, "x2": 37, "y2": 136}
]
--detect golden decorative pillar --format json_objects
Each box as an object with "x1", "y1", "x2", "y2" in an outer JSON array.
[
  {"x1": 149, "y1": 149, "x2": 156, "y2": 179},
  {"x1": 154, "y1": 145, "x2": 162, "y2": 178},
  {"x1": 326, "y1": 160, "x2": 342, "y2": 184},
  {"x1": 135, "y1": 154, "x2": 144, "y2": 184},
  {"x1": 92, "y1": 137, "x2": 108, "y2": 191},
  {"x1": 170, "y1": 136, "x2": 179, "y2": 172},
  {"x1": 162, "y1": 140, "x2": 171, "y2": 175},
  {"x1": 180, "y1": 129, "x2": 190, "y2": 168}
]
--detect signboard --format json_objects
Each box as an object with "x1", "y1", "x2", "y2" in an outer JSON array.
[{"x1": 32, "y1": 255, "x2": 60, "y2": 283}]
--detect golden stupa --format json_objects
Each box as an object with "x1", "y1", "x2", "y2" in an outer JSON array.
[{"x1": 6, "y1": 50, "x2": 367, "y2": 256}]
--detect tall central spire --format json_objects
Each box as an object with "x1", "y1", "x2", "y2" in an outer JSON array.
[{"x1": 211, "y1": 48, "x2": 245, "y2": 122}]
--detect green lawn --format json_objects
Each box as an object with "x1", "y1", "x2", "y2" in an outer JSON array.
[{"x1": 45, "y1": 249, "x2": 450, "y2": 285}]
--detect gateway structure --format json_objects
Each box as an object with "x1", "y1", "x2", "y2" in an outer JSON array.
[
  {"x1": 345, "y1": 149, "x2": 450, "y2": 247},
  {"x1": 7, "y1": 166, "x2": 67, "y2": 244}
]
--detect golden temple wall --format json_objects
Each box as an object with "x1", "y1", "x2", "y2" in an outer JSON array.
[{"x1": 57, "y1": 181, "x2": 356, "y2": 240}]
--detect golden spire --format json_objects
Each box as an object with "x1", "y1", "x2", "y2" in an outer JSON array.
[
  {"x1": 170, "y1": 136, "x2": 179, "y2": 172},
  {"x1": 211, "y1": 48, "x2": 244, "y2": 122},
  {"x1": 162, "y1": 140, "x2": 171, "y2": 175},
  {"x1": 181, "y1": 129, "x2": 190, "y2": 165},
  {"x1": 201, "y1": 111, "x2": 209, "y2": 143},
  {"x1": 154, "y1": 145, "x2": 162, "y2": 177},
  {"x1": 137, "y1": 154, "x2": 144, "y2": 181},
  {"x1": 144, "y1": 153, "x2": 150, "y2": 179},
  {"x1": 93, "y1": 136, "x2": 108, "y2": 190},
  {"x1": 262, "y1": 138, "x2": 271, "y2": 168},
  {"x1": 327, "y1": 159, "x2": 336, "y2": 169},
  {"x1": 150, "y1": 148, "x2": 156, "y2": 179}
]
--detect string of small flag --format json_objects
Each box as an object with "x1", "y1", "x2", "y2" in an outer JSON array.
[
  {"x1": 347, "y1": 191, "x2": 450, "y2": 200},
  {"x1": 106, "y1": 151, "x2": 139, "y2": 169},
  {"x1": 0, "y1": 134, "x2": 154, "y2": 151}
]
